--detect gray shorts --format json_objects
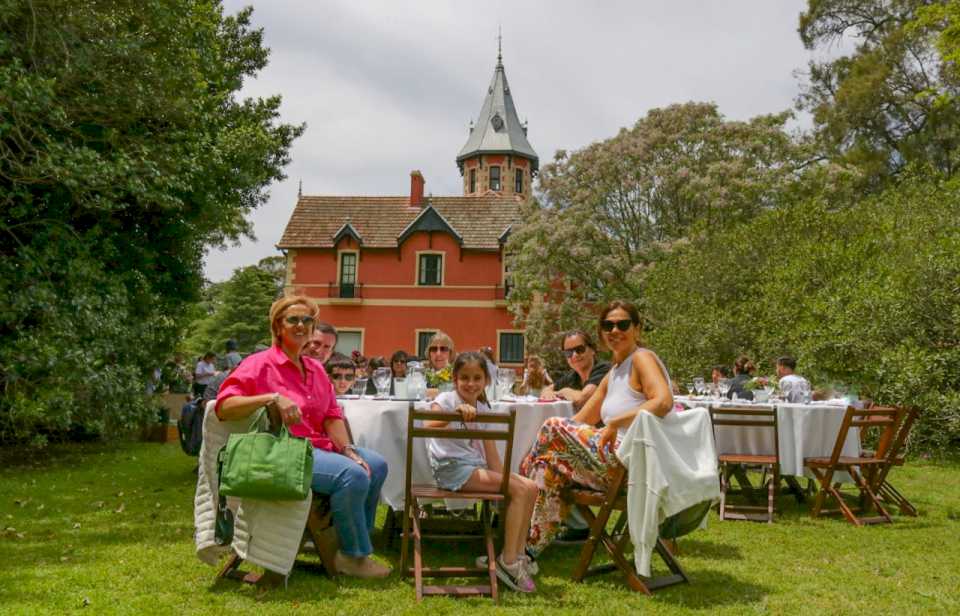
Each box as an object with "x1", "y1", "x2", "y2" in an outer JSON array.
[{"x1": 430, "y1": 454, "x2": 486, "y2": 491}]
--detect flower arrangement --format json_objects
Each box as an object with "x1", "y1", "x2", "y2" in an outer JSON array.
[
  {"x1": 425, "y1": 365, "x2": 452, "y2": 387},
  {"x1": 744, "y1": 376, "x2": 773, "y2": 391}
]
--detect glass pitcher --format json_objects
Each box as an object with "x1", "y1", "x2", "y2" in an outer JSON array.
[{"x1": 406, "y1": 361, "x2": 426, "y2": 401}]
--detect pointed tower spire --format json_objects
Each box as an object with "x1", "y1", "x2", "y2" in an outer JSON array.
[
  {"x1": 297, "y1": 179, "x2": 302, "y2": 199},
  {"x1": 456, "y1": 37, "x2": 538, "y2": 178}
]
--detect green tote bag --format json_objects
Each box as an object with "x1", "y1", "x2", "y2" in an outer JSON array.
[{"x1": 217, "y1": 411, "x2": 314, "y2": 501}]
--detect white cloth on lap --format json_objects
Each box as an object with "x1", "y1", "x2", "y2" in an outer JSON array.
[
  {"x1": 194, "y1": 401, "x2": 312, "y2": 576},
  {"x1": 615, "y1": 406, "x2": 720, "y2": 577}
]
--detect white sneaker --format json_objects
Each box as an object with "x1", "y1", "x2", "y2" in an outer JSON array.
[
  {"x1": 475, "y1": 554, "x2": 538, "y2": 576},
  {"x1": 495, "y1": 554, "x2": 536, "y2": 593},
  {"x1": 334, "y1": 552, "x2": 391, "y2": 579}
]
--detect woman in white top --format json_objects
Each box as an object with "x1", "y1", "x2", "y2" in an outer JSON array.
[{"x1": 520, "y1": 300, "x2": 674, "y2": 558}]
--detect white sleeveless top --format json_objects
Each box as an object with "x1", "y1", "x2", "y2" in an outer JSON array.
[{"x1": 599, "y1": 348, "x2": 672, "y2": 436}]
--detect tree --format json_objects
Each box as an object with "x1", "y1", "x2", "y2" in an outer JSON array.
[
  {"x1": 797, "y1": 0, "x2": 960, "y2": 182},
  {"x1": 505, "y1": 103, "x2": 809, "y2": 365},
  {"x1": 184, "y1": 257, "x2": 284, "y2": 358},
  {"x1": 0, "y1": 1, "x2": 302, "y2": 444}
]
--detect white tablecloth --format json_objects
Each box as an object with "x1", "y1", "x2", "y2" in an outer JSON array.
[
  {"x1": 675, "y1": 397, "x2": 858, "y2": 478},
  {"x1": 340, "y1": 398, "x2": 575, "y2": 510}
]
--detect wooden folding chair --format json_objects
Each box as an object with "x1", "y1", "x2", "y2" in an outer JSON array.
[
  {"x1": 709, "y1": 405, "x2": 780, "y2": 523},
  {"x1": 866, "y1": 406, "x2": 919, "y2": 516},
  {"x1": 805, "y1": 406, "x2": 902, "y2": 526},
  {"x1": 399, "y1": 402, "x2": 517, "y2": 602},
  {"x1": 564, "y1": 463, "x2": 709, "y2": 594}
]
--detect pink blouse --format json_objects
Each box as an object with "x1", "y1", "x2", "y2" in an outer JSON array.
[{"x1": 215, "y1": 344, "x2": 344, "y2": 452}]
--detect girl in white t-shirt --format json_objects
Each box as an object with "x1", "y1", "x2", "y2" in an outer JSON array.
[{"x1": 426, "y1": 351, "x2": 540, "y2": 593}]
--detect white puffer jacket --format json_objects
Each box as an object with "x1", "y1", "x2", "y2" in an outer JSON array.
[{"x1": 194, "y1": 401, "x2": 312, "y2": 576}]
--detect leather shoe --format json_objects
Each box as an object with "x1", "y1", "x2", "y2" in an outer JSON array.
[{"x1": 334, "y1": 552, "x2": 392, "y2": 579}]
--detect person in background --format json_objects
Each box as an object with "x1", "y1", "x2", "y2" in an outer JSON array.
[
  {"x1": 480, "y1": 346, "x2": 499, "y2": 385},
  {"x1": 518, "y1": 355, "x2": 553, "y2": 397},
  {"x1": 711, "y1": 365, "x2": 729, "y2": 387},
  {"x1": 390, "y1": 350, "x2": 409, "y2": 379},
  {"x1": 326, "y1": 352, "x2": 358, "y2": 396},
  {"x1": 223, "y1": 339, "x2": 243, "y2": 371},
  {"x1": 425, "y1": 331, "x2": 455, "y2": 396},
  {"x1": 726, "y1": 355, "x2": 755, "y2": 401},
  {"x1": 776, "y1": 356, "x2": 810, "y2": 398},
  {"x1": 365, "y1": 356, "x2": 386, "y2": 395},
  {"x1": 304, "y1": 322, "x2": 338, "y2": 364},
  {"x1": 193, "y1": 352, "x2": 218, "y2": 399},
  {"x1": 540, "y1": 330, "x2": 610, "y2": 411}
]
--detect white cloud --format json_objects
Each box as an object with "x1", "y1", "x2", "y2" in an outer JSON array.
[{"x1": 208, "y1": 0, "x2": 819, "y2": 281}]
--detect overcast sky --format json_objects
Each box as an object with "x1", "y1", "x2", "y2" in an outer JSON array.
[{"x1": 208, "y1": 0, "x2": 823, "y2": 281}]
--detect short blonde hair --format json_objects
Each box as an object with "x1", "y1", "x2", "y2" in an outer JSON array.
[
  {"x1": 426, "y1": 331, "x2": 455, "y2": 364},
  {"x1": 269, "y1": 295, "x2": 319, "y2": 346}
]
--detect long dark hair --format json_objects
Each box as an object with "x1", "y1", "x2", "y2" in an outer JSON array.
[{"x1": 452, "y1": 351, "x2": 491, "y2": 406}]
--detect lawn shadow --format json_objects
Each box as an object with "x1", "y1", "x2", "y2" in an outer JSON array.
[
  {"x1": 678, "y1": 538, "x2": 743, "y2": 560},
  {"x1": 652, "y1": 569, "x2": 771, "y2": 608}
]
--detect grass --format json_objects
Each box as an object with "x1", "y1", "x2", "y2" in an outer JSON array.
[{"x1": 1, "y1": 441, "x2": 958, "y2": 615}]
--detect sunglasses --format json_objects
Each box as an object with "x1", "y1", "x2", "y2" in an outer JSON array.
[
  {"x1": 331, "y1": 372, "x2": 356, "y2": 381},
  {"x1": 601, "y1": 318, "x2": 634, "y2": 333},
  {"x1": 284, "y1": 315, "x2": 315, "y2": 326},
  {"x1": 428, "y1": 346, "x2": 450, "y2": 353},
  {"x1": 562, "y1": 344, "x2": 588, "y2": 358}
]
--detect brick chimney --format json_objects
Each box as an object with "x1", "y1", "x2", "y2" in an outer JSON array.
[{"x1": 410, "y1": 170, "x2": 425, "y2": 207}]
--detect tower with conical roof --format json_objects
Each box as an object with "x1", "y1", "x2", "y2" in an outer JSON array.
[{"x1": 456, "y1": 41, "x2": 538, "y2": 198}]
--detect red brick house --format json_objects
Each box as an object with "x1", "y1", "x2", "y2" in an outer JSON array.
[{"x1": 278, "y1": 52, "x2": 538, "y2": 365}]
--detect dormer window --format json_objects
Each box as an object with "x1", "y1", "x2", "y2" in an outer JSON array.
[{"x1": 490, "y1": 166, "x2": 501, "y2": 191}]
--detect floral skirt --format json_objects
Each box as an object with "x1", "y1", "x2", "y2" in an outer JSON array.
[{"x1": 520, "y1": 417, "x2": 620, "y2": 555}]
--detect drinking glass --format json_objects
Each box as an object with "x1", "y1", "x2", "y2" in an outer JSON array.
[
  {"x1": 718, "y1": 378, "x2": 731, "y2": 398},
  {"x1": 685, "y1": 382, "x2": 695, "y2": 396},
  {"x1": 497, "y1": 368, "x2": 516, "y2": 400},
  {"x1": 352, "y1": 377, "x2": 368, "y2": 397},
  {"x1": 407, "y1": 363, "x2": 426, "y2": 400},
  {"x1": 393, "y1": 377, "x2": 408, "y2": 399},
  {"x1": 693, "y1": 377, "x2": 706, "y2": 396},
  {"x1": 373, "y1": 367, "x2": 392, "y2": 399}
]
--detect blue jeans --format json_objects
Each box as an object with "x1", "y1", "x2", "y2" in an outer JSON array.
[{"x1": 311, "y1": 447, "x2": 388, "y2": 557}]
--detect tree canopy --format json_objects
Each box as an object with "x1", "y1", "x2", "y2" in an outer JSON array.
[{"x1": 0, "y1": 1, "x2": 301, "y2": 444}]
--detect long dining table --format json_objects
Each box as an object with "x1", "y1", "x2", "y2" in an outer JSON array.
[
  {"x1": 675, "y1": 396, "x2": 860, "y2": 480},
  {"x1": 339, "y1": 397, "x2": 575, "y2": 510}
]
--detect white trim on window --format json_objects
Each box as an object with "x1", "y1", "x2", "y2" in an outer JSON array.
[{"x1": 415, "y1": 250, "x2": 445, "y2": 286}]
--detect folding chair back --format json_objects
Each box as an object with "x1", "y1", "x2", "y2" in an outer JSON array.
[
  {"x1": 399, "y1": 402, "x2": 517, "y2": 602},
  {"x1": 709, "y1": 405, "x2": 780, "y2": 523},
  {"x1": 805, "y1": 406, "x2": 902, "y2": 526},
  {"x1": 871, "y1": 406, "x2": 919, "y2": 516}
]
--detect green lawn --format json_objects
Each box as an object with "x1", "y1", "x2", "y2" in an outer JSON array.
[{"x1": 1, "y1": 441, "x2": 958, "y2": 615}]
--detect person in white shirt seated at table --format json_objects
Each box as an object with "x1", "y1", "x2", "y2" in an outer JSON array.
[
  {"x1": 776, "y1": 356, "x2": 810, "y2": 401},
  {"x1": 425, "y1": 351, "x2": 540, "y2": 593},
  {"x1": 522, "y1": 300, "x2": 674, "y2": 561}
]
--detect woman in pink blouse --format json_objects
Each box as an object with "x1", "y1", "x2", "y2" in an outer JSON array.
[{"x1": 216, "y1": 295, "x2": 390, "y2": 579}]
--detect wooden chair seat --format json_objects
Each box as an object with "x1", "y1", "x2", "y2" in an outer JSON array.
[
  {"x1": 718, "y1": 453, "x2": 777, "y2": 465},
  {"x1": 411, "y1": 486, "x2": 506, "y2": 501},
  {"x1": 805, "y1": 455, "x2": 885, "y2": 467}
]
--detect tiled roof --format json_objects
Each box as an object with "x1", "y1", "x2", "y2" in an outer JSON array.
[{"x1": 278, "y1": 195, "x2": 523, "y2": 250}]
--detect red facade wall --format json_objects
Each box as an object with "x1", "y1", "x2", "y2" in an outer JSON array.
[{"x1": 288, "y1": 230, "x2": 519, "y2": 361}]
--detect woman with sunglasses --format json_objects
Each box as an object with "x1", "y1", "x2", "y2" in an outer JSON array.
[
  {"x1": 540, "y1": 330, "x2": 610, "y2": 410},
  {"x1": 424, "y1": 331, "x2": 455, "y2": 396},
  {"x1": 521, "y1": 300, "x2": 674, "y2": 559},
  {"x1": 216, "y1": 295, "x2": 391, "y2": 581}
]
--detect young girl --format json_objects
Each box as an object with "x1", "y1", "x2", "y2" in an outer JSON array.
[
  {"x1": 426, "y1": 351, "x2": 540, "y2": 593},
  {"x1": 519, "y1": 355, "x2": 553, "y2": 397}
]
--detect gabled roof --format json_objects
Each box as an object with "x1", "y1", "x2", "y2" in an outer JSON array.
[
  {"x1": 456, "y1": 54, "x2": 538, "y2": 172},
  {"x1": 332, "y1": 222, "x2": 363, "y2": 246},
  {"x1": 397, "y1": 206, "x2": 463, "y2": 246},
  {"x1": 278, "y1": 195, "x2": 522, "y2": 251}
]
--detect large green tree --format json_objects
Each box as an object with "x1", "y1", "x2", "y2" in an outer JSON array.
[
  {"x1": 0, "y1": 1, "x2": 302, "y2": 444},
  {"x1": 798, "y1": 0, "x2": 960, "y2": 182},
  {"x1": 505, "y1": 103, "x2": 815, "y2": 368}
]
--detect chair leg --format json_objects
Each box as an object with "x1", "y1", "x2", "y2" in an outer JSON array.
[
  {"x1": 879, "y1": 481, "x2": 918, "y2": 516},
  {"x1": 411, "y1": 504, "x2": 424, "y2": 602},
  {"x1": 849, "y1": 466, "x2": 892, "y2": 524},
  {"x1": 718, "y1": 466, "x2": 729, "y2": 521},
  {"x1": 766, "y1": 465, "x2": 776, "y2": 524},
  {"x1": 572, "y1": 504, "x2": 600, "y2": 582},
  {"x1": 482, "y1": 500, "x2": 499, "y2": 604}
]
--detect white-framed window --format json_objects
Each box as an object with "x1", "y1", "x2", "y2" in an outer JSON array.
[
  {"x1": 489, "y1": 166, "x2": 501, "y2": 191},
  {"x1": 335, "y1": 329, "x2": 363, "y2": 356},
  {"x1": 337, "y1": 250, "x2": 359, "y2": 298},
  {"x1": 498, "y1": 330, "x2": 524, "y2": 364},
  {"x1": 416, "y1": 251, "x2": 443, "y2": 286},
  {"x1": 415, "y1": 329, "x2": 438, "y2": 360}
]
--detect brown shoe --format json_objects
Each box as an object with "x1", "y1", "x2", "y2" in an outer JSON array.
[{"x1": 334, "y1": 552, "x2": 392, "y2": 579}]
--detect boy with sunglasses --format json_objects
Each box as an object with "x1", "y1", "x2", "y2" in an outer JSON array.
[{"x1": 325, "y1": 352, "x2": 358, "y2": 396}]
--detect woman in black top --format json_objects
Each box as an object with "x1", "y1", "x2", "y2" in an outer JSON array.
[
  {"x1": 726, "y1": 355, "x2": 755, "y2": 401},
  {"x1": 541, "y1": 330, "x2": 610, "y2": 410}
]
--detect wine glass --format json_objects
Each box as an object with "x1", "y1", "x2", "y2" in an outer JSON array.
[
  {"x1": 373, "y1": 367, "x2": 392, "y2": 399},
  {"x1": 352, "y1": 377, "x2": 368, "y2": 398},
  {"x1": 685, "y1": 382, "x2": 696, "y2": 396},
  {"x1": 693, "y1": 377, "x2": 706, "y2": 396},
  {"x1": 718, "y1": 378, "x2": 731, "y2": 399},
  {"x1": 497, "y1": 368, "x2": 516, "y2": 400}
]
